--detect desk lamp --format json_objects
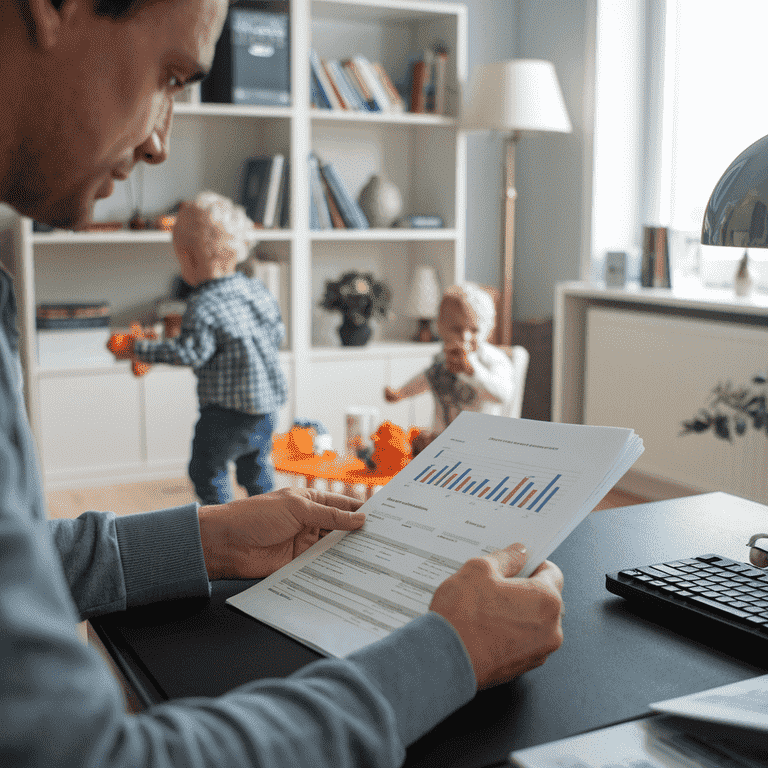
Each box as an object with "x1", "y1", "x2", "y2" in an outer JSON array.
[
  {"x1": 462, "y1": 60, "x2": 572, "y2": 345},
  {"x1": 404, "y1": 265, "x2": 441, "y2": 342}
]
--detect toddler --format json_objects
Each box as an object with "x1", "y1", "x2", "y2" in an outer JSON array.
[
  {"x1": 111, "y1": 191, "x2": 287, "y2": 503},
  {"x1": 385, "y1": 282, "x2": 515, "y2": 451}
]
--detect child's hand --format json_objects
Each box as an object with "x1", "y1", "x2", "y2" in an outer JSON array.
[
  {"x1": 384, "y1": 386, "x2": 401, "y2": 402},
  {"x1": 445, "y1": 343, "x2": 474, "y2": 375},
  {"x1": 107, "y1": 333, "x2": 136, "y2": 360}
]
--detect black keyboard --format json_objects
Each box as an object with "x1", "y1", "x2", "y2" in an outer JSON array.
[{"x1": 606, "y1": 554, "x2": 768, "y2": 646}]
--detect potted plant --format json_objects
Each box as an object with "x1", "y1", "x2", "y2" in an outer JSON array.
[{"x1": 319, "y1": 271, "x2": 391, "y2": 346}]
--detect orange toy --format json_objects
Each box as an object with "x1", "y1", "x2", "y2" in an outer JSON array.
[
  {"x1": 107, "y1": 323, "x2": 157, "y2": 377},
  {"x1": 368, "y1": 421, "x2": 413, "y2": 475}
]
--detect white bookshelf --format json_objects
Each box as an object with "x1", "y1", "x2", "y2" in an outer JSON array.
[{"x1": 1, "y1": 0, "x2": 468, "y2": 489}]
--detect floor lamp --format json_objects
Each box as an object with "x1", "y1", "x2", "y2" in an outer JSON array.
[{"x1": 462, "y1": 60, "x2": 571, "y2": 345}]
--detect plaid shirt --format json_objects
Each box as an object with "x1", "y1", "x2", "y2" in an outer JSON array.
[{"x1": 134, "y1": 273, "x2": 287, "y2": 415}]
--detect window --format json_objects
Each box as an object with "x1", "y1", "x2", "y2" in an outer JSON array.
[{"x1": 591, "y1": 0, "x2": 768, "y2": 288}]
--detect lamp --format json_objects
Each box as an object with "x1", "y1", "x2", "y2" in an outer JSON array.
[
  {"x1": 404, "y1": 265, "x2": 441, "y2": 342},
  {"x1": 462, "y1": 60, "x2": 572, "y2": 345},
  {"x1": 701, "y1": 133, "x2": 768, "y2": 248}
]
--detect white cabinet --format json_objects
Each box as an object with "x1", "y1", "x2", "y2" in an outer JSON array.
[{"x1": 2, "y1": 0, "x2": 467, "y2": 489}]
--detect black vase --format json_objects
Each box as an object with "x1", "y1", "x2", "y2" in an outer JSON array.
[{"x1": 338, "y1": 315, "x2": 372, "y2": 346}]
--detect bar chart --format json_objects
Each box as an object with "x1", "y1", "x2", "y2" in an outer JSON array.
[{"x1": 412, "y1": 457, "x2": 565, "y2": 512}]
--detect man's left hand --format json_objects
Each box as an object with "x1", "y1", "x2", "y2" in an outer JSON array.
[{"x1": 197, "y1": 487, "x2": 365, "y2": 579}]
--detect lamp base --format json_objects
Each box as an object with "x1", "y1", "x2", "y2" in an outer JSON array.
[{"x1": 412, "y1": 318, "x2": 437, "y2": 343}]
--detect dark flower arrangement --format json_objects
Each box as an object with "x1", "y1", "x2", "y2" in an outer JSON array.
[
  {"x1": 681, "y1": 375, "x2": 768, "y2": 441},
  {"x1": 319, "y1": 271, "x2": 391, "y2": 325}
]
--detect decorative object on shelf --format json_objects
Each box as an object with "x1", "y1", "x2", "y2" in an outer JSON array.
[
  {"x1": 640, "y1": 225, "x2": 671, "y2": 288},
  {"x1": 395, "y1": 214, "x2": 443, "y2": 229},
  {"x1": 681, "y1": 374, "x2": 768, "y2": 442},
  {"x1": 462, "y1": 59, "x2": 572, "y2": 346},
  {"x1": 357, "y1": 173, "x2": 403, "y2": 228},
  {"x1": 319, "y1": 271, "x2": 391, "y2": 347},
  {"x1": 36, "y1": 302, "x2": 110, "y2": 330},
  {"x1": 604, "y1": 251, "x2": 627, "y2": 288},
  {"x1": 734, "y1": 251, "x2": 753, "y2": 297},
  {"x1": 404, "y1": 265, "x2": 440, "y2": 342},
  {"x1": 201, "y1": 1, "x2": 290, "y2": 107}
]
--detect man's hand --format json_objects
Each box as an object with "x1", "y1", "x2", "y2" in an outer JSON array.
[
  {"x1": 430, "y1": 543, "x2": 564, "y2": 689},
  {"x1": 198, "y1": 487, "x2": 365, "y2": 579}
]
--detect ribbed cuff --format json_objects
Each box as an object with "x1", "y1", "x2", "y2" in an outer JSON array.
[
  {"x1": 115, "y1": 503, "x2": 211, "y2": 607},
  {"x1": 345, "y1": 611, "x2": 477, "y2": 746}
]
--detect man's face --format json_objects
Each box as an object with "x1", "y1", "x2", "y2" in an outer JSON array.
[{"x1": 9, "y1": 0, "x2": 228, "y2": 228}]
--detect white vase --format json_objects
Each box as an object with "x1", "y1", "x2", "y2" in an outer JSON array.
[{"x1": 358, "y1": 174, "x2": 403, "y2": 228}]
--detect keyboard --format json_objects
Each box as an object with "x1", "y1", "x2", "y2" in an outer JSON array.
[{"x1": 606, "y1": 554, "x2": 768, "y2": 646}]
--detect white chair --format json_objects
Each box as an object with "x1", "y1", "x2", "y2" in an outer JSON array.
[{"x1": 498, "y1": 345, "x2": 530, "y2": 419}]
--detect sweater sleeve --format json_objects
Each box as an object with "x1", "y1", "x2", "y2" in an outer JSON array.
[{"x1": 49, "y1": 504, "x2": 211, "y2": 621}]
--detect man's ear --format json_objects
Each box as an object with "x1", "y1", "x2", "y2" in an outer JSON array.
[{"x1": 26, "y1": 0, "x2": 79, "y2": 49}]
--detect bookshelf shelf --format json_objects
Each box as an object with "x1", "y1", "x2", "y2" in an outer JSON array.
[{"x1": 3, "y1": 0, "x2": 468, "y2": 489}]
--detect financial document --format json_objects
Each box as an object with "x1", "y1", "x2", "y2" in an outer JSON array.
[{"x1": 228, "y1": 412, "x2": 643, "y2": 657}]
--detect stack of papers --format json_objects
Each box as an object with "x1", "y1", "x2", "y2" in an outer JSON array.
[
  {"x1": 510, "y1": 676, "x2": 768, "y2": 767},
  {"x1": 228, "y1": 412, "x2": 643, "y2": 657}
]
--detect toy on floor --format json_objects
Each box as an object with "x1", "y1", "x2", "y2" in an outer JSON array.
[
  {"x1": 366, "y1": 421, "x2": 420, "y2": 475},
  {"x1": 107, "y1": 323, "x2": 157, "y2": 377}
]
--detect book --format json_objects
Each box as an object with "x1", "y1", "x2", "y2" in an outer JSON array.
[
  {"x1": 262, "y1": 154, "x2": 285, "y2": 229},
  {"x1": 277, "y1": 158, "x2": 290, "y2": 228},
  {"x1": 342, "y1": 60, "x2": 380, "y2": 111},
  {"x1": 371, "y1": 62, "x2": 405, "y2": 112},
  {"x1": 318, "y1": 162, "x2": 370, "y2": 229},
  {"x1": 410, "y1": 58, "x2": 428, "y2": 113},
  {"x1": 351, "y1": 54, "x2": 393, "y2": 112},
  {"x1": 432, "y1": 49, "x2": 449, "y2": 115},
  {"x1": 326, "y1": 60, "x2": 366, "y2": 111},
  {"x1": 309, "y1": 49, "x2": 342, "y2": 110},
  {"x1": 241, "y1": 156, "x2": 274, "y2": 225},
  {"x1": 320, "y1": 59, "x2": 349, "y2": 110},
  {"x1": 396, "y1": 214, "x2": 444, "y2": 229},
  {"x1": 227, "y1": 412, "x2": 643, "y2": 658},
  {"x1": 320, "y1": 174, "x2": 346, "y2": 229},
  {"x1": 310, "y1": 71, "x2": 331, "y2": 109},
  {"x1": 308, "y1": 153, "x2": 332, "y2": 230}
]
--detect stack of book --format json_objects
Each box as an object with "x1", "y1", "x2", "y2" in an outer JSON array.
[
  {"x1": 308, "y1": 154, "x2": 369, "y2": 231},
  {"x1": 408, "y1": 46, "x2": 450, "y2": 115},
  {"x1": 241, "y1": 155, "x2": 290, "y2": 229},
  {"x1": 309, "y1": 50, "x2": 405, "y2": 113}
]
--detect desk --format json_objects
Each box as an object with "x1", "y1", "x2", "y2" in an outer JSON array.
[{"x1": 90, "y1": 492, "x2": 768, "y2": 768}]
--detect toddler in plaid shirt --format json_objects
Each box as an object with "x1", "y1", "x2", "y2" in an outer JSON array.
[{"x1": 111, "y1": 191, "x2": 287, "y2": 503}]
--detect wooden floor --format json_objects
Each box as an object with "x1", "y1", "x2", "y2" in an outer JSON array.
[{"x1": 46, "y1": 476, "x2": 648, "y2": 519}]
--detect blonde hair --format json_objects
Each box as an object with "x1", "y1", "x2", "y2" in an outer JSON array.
[
  {"x1": 173, "y1": 190, "x2": 254, "y2": 267},
  {"x1": 443, "y1": 282, "x2": 496, "y2": 341}
]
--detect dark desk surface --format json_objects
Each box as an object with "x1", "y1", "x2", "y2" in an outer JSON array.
[{"x1": 91, "y1": 492, "x2": 768, "y2": 768}]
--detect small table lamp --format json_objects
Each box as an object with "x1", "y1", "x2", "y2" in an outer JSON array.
[
  {"x1": 462, "y1": 59, "x2": 571, "y2": 345},
  {"x1": 404, "y1": 265, "x2": 441, "y2": 342}
]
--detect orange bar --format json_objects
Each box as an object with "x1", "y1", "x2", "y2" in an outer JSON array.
[
  {"x1": 441, "y1": 473, "x2": 457, "y2": 488},
  {"x1": 421, "y1": 469, "x2": 436, "y2": 483},
  {"x1": 518, "y1": 489, "x2": 537, "y2": 507},
  {"x1": 503, "y1": 477, "x2": 529, "y2": 504},
  {"x1": 456, "y1": 476, "x2": 471, "y2": 491},
  {"x1": 478, "y1": 487, "x2": 490, "y2": 498}
]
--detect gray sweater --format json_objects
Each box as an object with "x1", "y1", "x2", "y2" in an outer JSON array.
[{"x1": 0, "y1": 267, "x2": 476, "y2": 767}]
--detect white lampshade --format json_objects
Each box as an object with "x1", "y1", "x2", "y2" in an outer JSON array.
[
  {"x1": 404, "y1": 266, "x2": 441, "y2": 319},
  {"x1": 461, "y1": 59, "x2": 572, "y2": 134}
]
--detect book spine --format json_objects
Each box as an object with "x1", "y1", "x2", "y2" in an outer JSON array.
[
  {"x1": 309, "y1": 49, "x2": 342, "y2": 110},
  {"x1": 342, "y1": 61, "x2": 376, "y2": 111},
  {"x1": 432, "y1": 50, "x2": 448, "y2": 115},
  {"x1": 352, "y1": 55, "x2": 393, "y2": 112},
  {"x1": 410, "y1": 59, "x2": 427, "y2": 113},
  {"x1": 310, "y1": 71, "x2": 331, "y2": 109},
  {"x1": 327, "y1": 60, "x2": 365, "y2": 111},
  {"x1": 308, "y1": 154, "x2": 332, "y2": 229},
  {"x1": 371, "y1": 62, "x2": 405, "y2": 112},
  {"x1": 321, "y1": 175, "x2": 346, "y2": 228},
  {"x1": 262, "y1": 155, "x2": 285, "y2": 229},
  {"x1": 321, "y1": 60, "x2": 349, "y2": 109},
  {"x1": 278, "y1": 159, "x2": 290, "y2": 228},
  {"x1": 320, "y1": 163, "x2": 369, "y2": 229}
]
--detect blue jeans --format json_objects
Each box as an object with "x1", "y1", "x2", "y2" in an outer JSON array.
[{"x1": 189, "y1": 405, "x2": 277, "y2": 505}]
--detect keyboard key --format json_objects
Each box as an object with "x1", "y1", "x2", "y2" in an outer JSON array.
[
  {"x1": 689, "y1": 595, "x2": 750, "y2": 619},
  {"x1": 651, "y1": 564, "x2": 688, "y2": 578}
]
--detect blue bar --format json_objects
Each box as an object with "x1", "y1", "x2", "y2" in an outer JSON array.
[
  {"x1": 470, "y1": 480, "x2": 488, "y2": 496},
  {"x1": 535, "y1": 486, "x2": 560, "y2": 512},
  {"x1": 439, "y1": 462, "x2": 461, "y2": 486},
  {"x1": 487, "y1": 476, "x2": 509, "y2": 500},
  {"x1": 463, "y1": 481, "x2": 476, "y2": 493},
  {"x1": 434, "y1": 450, "x2": 444, "y2": 458},
  {"x1": 511, "y1": 482, "x2": 534, "y2": 505},
  {"x1": 449, "y1": 469, "x2": 471, "y2": 489},
  {"x1": 493, "y1": 487, "x2": 509, "y2": 502},
  {"x1": 527, "y1": 474, "x2": 562, "y2": 510},
  {"x1": 429, "y1": 466, "x2": 449, "y2": 484},
  {"x1": 414, "y1": 465, "x2": 433, "y2": 481}
]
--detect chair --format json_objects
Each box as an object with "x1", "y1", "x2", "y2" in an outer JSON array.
[{"x1": 498, "y1": 344, "x2": 530, "y2": 419}]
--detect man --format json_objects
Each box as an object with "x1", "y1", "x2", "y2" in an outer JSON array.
[{"x1": 0, "y1": 2, "x2": 565, "y2": 766}]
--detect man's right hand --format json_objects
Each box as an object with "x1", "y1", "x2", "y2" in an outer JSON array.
[{"x1": 429, "y1": 543, "x2": 564, "y2": 689}]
